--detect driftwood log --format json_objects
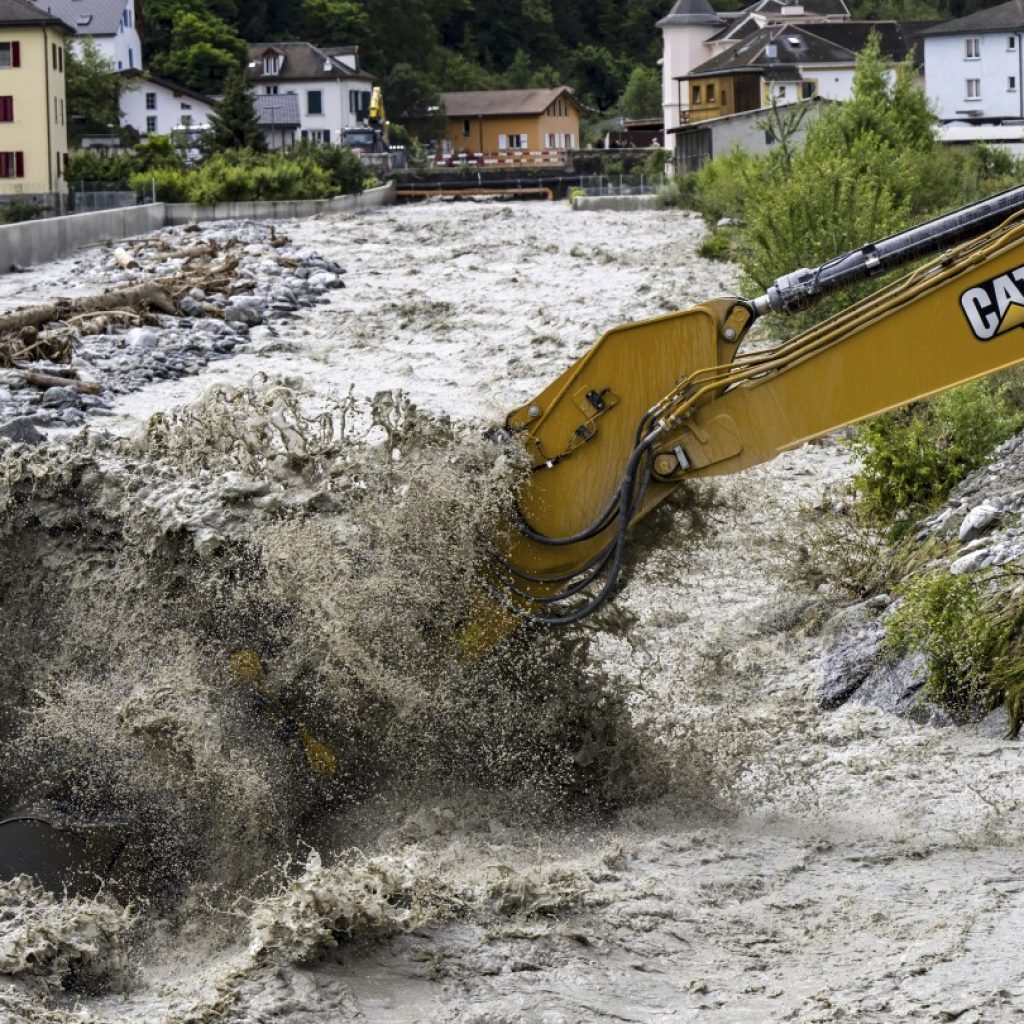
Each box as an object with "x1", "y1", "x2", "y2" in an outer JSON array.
[{"x1": 0, "y1": 282, "x2": 176, "y2": 334}]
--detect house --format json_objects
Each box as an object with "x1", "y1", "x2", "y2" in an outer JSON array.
[
  {"x1": 658, "y1": 0, "x2": 853, "y2": 132},
  {"x1": 0, "y1": 0, "x2": 73, "y2": 197},
  {"x1": 673, "y1": 97, "x2": 830, "y2": 172},
  {"x1": 31, "y1": 0, "x2": 141, "y2": 70},
  {"x1": 254, "y1": 91, "x2": 300, "y2": 150},
  {"x1": 438, "y1": 87, "x2": 581, "y2": 163},
  {"x1": 117, "y1": 69, "x2": 214, "y2": 139},
  {"x1": 920, "y1": 0, "x2": 1024, "y2": 122},
  {"x1": 678, "y1": 21, "x2": 922, "y2": 125},
  {"x1": 244, "y1": 41, "x2": 374, "y2": 145}
]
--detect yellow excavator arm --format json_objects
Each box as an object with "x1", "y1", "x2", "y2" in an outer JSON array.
[{"x1": 474, "y1": 185, "x2": 1024, "y2": 643}]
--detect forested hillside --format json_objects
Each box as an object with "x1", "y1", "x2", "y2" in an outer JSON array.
[{"x1": 137, "y1": 0, "x2": 1008, "y2": 120}]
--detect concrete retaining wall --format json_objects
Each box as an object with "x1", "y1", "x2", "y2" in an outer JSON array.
[
  {"x1": 163, "y1": 181, "x2": 396, "y2": 226},
  {"x1": 571, "y1": 194, "x2": 661, "y2": 212},
  {"x1": 1, "y1": 204, "x2": 166, "y2": 271},
  {"x1": 0, "y1": 182, "x2": 395, "y2": 273}
]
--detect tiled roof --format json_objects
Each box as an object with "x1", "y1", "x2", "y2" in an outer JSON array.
[
  {"x1": 116, "y1": 69, "x2": 214, "y2": 106},
  {"x1": 246, "y1": 41, "x2": 372, "y2": 83},
  {"x1": 30, "y1": 0, "x2": 123, "y2": 36},
  {"x1": 686, "y1": 19, "x2": 920, "y2": 77},
  {"x1": 745, "y1": 0, "x2": 851, "y2": 17},
  {"x1": 919, "y1": 0, "x2": 1024, "y2": 35},
  {"x1": 3, "y1": 0, "x2": 72, "y2": 30},
  {"x1": 440, "y1": 86, "x2": 579, "y2": 117},
  {"x1": 254, "y1": 92, "x2": 301, "y2": 128}
]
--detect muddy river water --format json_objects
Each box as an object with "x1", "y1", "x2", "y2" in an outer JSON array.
[{"x1": 1, "y1": 203, "x2": 1022, "y2": 1023}]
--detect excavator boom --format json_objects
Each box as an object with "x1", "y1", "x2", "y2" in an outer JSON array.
[{"x1": 475, "y1": 185, "x2": 1024, "y2": 641}]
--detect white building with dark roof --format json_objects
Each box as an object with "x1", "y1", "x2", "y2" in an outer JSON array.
[
  {"x1": 244, "y1": 41, "x2": 373, "y2": 145},
  {"x1": 920, "y1": 0, "x2": 1024, "y2": 121},
  {"x1": 117, "y1": 69, "x2": 214, "y2": 139},
  {"x1": 31, "y1": 0, "x2": 140, "y2": 70},
  {"x1": 659, "y1": 0, "x2": 856, "y2": 131}
]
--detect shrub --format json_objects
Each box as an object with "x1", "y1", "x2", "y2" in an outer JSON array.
[
  {"x1": 0, "y1": 199, "x2": 45, "y2": 224},
  {"x1": 697, "y1": 227, "x2": 735, "y2": 261},
  {"x1": 688, "y1": 145, "x2": 762, "y2": 224},
  {"x1": 885, "y1": 572, "x2": 993, "y2": 718},
  {"x1": 848, "y1": 375, "x2": 1024, "y2": 534},
  {"x1": 885, "y1": 569, "x2": 1024, "y2": 730}
]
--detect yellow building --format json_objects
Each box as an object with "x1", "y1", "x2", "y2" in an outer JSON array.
[
  {"x1": 439, "y1": 87, "x2": 581, "y2": 163},
  {"x1": 0, "y1": 0, "x2": 73, "y2": 197}
]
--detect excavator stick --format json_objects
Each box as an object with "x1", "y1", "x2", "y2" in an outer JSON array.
[{"x1": 478, "y1": 184, "x2": 1024, "y2": 637}]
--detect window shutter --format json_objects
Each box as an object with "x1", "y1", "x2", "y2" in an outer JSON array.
[
  {"x1": 15, "y1": 152, "x2": 24, "y2": 177},
  {"x1": 11, "y1": 41, "x2": 19, "y2": 66},
  {"x1": 0, "y1": 153, "x2": 6, "y2": 177},
  {"x1": 498, "y1": 134, "x2": 507, "y2": 149}
]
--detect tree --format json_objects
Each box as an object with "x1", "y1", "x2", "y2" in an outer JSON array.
[
  {"x1": 65, "y1": 38, "x2": 122, "y2": 147},
  {"x1": 383, "y1": 63, "x2": 446, "y2": 141},
  {"x1": 616, "y1": 65, "x2": 661, "y2": 119},
  {"x1": 302, "y1": 0, "x2": 370, "y2": 47},
  {"x1": 151, "y1": 9, "x2": 248, "y2": 94},
  {"x1": 207, "y1": 72, "x2": 267, "y2": 151}
]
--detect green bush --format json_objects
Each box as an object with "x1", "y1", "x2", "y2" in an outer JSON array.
[
  {"x1": 0, "y1": 199, "x2": 45, "y2": 224},
  {"x1": 687, "y1": 145, "x2": 762, "y2": 224},
  {"x1": 885, "y1": 572, "x2": 993, "y2": 717},
  {"x1": 697, "y1": 227, "x2": 735, "y2": 261},
  {"x1": 886, "y1": 569, "x2": 1024, "y2": 730},
  {"x1": 848, "y1": 376, "x2": 1024, "y2": 534},
  {"x1": 128, "y1": 147, "x2": 365, "y2": 204}
]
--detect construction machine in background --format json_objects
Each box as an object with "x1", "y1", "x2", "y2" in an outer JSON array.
[
  {"x1": 340, "y1": 85, "x2": 388, "y2": 155},
  {"x1": 10, "y1": 186, "x2": 1024, "y2": 893}
]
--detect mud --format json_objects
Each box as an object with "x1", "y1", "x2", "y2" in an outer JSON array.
[{"x1": 0, "y1": 203, "x2": 1022, "y2": 1023}]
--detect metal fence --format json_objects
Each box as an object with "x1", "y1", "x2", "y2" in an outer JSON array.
[
  {"x1": 578, "y1": 173, "x2": 665, "y2": 197},
  {"x1": 71, "y1": 187, "x2": 138, "y2": 213}
]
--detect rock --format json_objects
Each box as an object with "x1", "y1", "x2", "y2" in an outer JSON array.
[
  {"x1": 0, "y1": 416, "x2": 45, "y2": 444},
  {"x1": 220, "y1": 472, "x2": 272, "y2": 499},
  {"x1": 958, "y1": 500, "x2": 1001, "y2": 541},
  {"x1": 179, "y1": 296, "x2": 204, "y2": 317},
  {"x1": 188, "y1": 286, "x2": 206, "y2": 301},
  {"x1": 125, "y1": 327, "x2": 160, "y2": 351},
  {"x1": 224, "y1": 302, "x2": 263, "y2": 326},
  {"x1": 853, "y1": 650, "x2": 928, "y2": 715},
  {"x1": 950, "y1": 549, "x2": 990, "y2": 574},
  {"x1": 40, "y1": 385, "x2": 80, "y2": 409},
  {"x1": 818, "y1": 602, "x2": 886, "y2": 709}
]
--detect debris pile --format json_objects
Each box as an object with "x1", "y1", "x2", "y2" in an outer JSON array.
[{"x1": 0, "y1": 221, "x2": 345, "y2": 434}]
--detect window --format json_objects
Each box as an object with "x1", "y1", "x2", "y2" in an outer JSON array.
[
  {"x1": 1010, "y1": 76, "x2": 1018, "y2": 91},
  {"x1": 128, "y1": 47, "x2": 134, "y2": 68},
  {"x1": 51, "y1": 43, "x2": 57, "y2": 69},
  {"x1": 349, "y1": 90, "x2": 370, "y2": 117},
  {"x1": 721, "y1": 88, "x2": 727, "y2": 104},
  {"x1": 0, "y1": 152, "x2": 24, "y2": 177},
  {"x1": 965, "y1": 37, "x2": 980, "y2": 59},
  {"x1": 462, "y1": 118, "x2": 470, "y2": 137},
  {"x1": 262, "y1": 54, "x2": 281, "y2": 75},
  {"x1": 145, "y1": 91, "x2": 156, "y2": 110},
  {"x1": 58, "y1": 46, "x2": 63, "y2": 72},
  {"x1": 801, "y1": 81, "x2": 816, "y2": 99},
  {"x1": 53, "y1": 96, "x2": 57, "y2": 122},
  {"x1": 60, "y1": 98, "x2": 63, "y2": 123},
  {"x1": 692, "y1": 85, "x2": 701, "y2": 104},
  {"x1": 1010, "y1": 35, "x2": 1017, "y2": 50},
  {"x1": 307, "y1": 90, "x2": 322, "y2": 115},
  {"x1": 146, "y1": 115, "x2": 157, "y2": 133},
  {"x1": 0, "y1": 97, "x2": 11, "y2": 121},
  {"x1": 507, "y1": 133, "x2": 527, "y2": 149},
  {"x1": 967, "y1": 78, "x2": 981, "y2": 98},
  {"x1": 775, "y1": 85, "x2": 786, "y2": 98},
  {"x1": 265, "y1": 85, "x2": 278, "y2": 94},
  {"x1": 181, "y1": 102, "x2": 191, "y2": 110},
  {"x1": 0, "y1": 42, "x2": 21, "y2": 68}
]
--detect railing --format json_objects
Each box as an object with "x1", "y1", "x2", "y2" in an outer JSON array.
[
  {"x1": 71, "y1": 183, "x2": 138, "y2": 213},
  {"x1": 576, "y1": 173, "x2": 665, "y2": 197},
  {"x1": 435, "y1": 149, "x2": 571, "y2": 168}
]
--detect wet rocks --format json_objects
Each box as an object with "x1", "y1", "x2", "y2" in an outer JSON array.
[{"x1": 0, "y1": 220, "x2": 347, "y2": 432}]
